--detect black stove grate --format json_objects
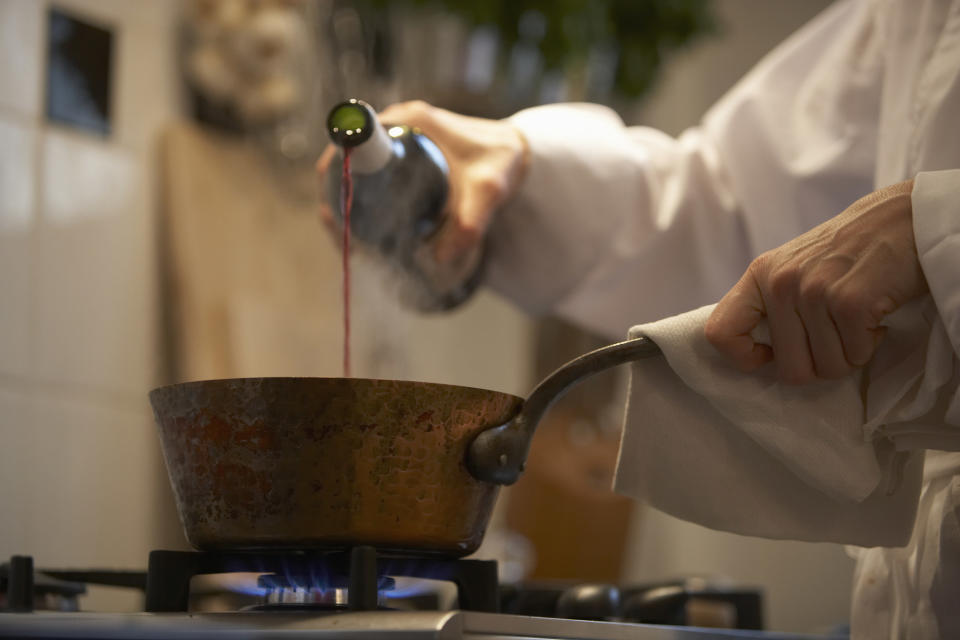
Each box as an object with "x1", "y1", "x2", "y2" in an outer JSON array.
[{"x1": 144, "y1": 546, "x2": 499, "y2": 613}]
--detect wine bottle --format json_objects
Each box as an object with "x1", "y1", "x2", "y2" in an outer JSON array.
[{"x1": 326, "y1": 99, "x2": 484, "y2": 311}]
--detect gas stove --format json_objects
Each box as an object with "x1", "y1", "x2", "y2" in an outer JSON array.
[
  {"x1": 0, "y1": 548, "x2": 844, "y2": 640},
  {"x1": 0, "y1": 610, "x2": 845, "y2": 640}
]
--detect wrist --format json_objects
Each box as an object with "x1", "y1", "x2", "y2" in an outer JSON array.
[{"x1": 504, "y1": 121, "x2": 532, "y2": 200}]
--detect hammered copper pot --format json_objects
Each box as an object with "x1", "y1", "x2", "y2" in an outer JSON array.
[
  {"x1": 149, "y1": 337, "x2": 662, "y2": 557},
  {"x1": 150, "y1": 377, "x2": 522, "y2": 556}
]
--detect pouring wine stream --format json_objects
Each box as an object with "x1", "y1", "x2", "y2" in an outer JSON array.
[{"x1": 341, "y1": 147, "x2": 353, "y2": 377}]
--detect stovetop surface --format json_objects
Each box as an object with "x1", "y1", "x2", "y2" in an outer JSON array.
[{"x1": 0, "y1": 610, "x2": 845, "y2": 640}]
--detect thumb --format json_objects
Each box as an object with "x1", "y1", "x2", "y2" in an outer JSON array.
[
  {"x1": 433, "y1": 173, "x2": 498, "y2": 265},
  {"x1": 705, "y1": 271, "x2": 774, "y2": 371}
]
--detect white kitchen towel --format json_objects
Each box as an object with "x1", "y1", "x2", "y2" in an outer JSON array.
[{"x1": 614, "y1": 298, "x2": 960, "y2": 547}]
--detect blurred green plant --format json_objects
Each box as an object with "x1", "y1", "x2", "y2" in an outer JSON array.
[{"x1": 364, "y1": 0, "x2": 716, "y2": 98}]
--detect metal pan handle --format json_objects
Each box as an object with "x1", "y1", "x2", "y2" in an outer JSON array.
[{"x1": 466, "y1": 336, "x2": 662, "y2": 485}]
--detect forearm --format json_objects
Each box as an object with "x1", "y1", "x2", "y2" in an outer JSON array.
[
  {"x1": 486, "y1": 0, "x2": 882, "y2": 338},
  {"x1": 486, "y1": 104, "x2": 754, "y2": 338}
]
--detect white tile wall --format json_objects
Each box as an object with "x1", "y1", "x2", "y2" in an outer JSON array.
[
  {"x1": 0, "y1": 0, "x2": 42, "y2": 117},
  {"x1": 0, "y1": 117, "x2": 35, "y2": 376},
  {"x1": 42, "y1": 129, "x2": 138, "y2": 225},
  {"x1": 33, "y1": 201, "x2": 153, "y2": 394},
  {"x1": 113, "y1": 14, "x2": 179, "y2": 152},
  {"x1": 26, "y1": 395, "x2": 158, "y2": 566},
  {"x1": 0, "y1": 0, "x2": 182, "y2": 593},
  {"x1": 33, "y1": 129, "x2": 153, "y2": 394},
  {"x1": 0, "y1": 117, "x2": 36, "y2": 231},
  {"x1": 0, "y1": 388, "x2": 35, "y2": 547},
  {"x1": 0, "y1": 230, "x2": 32, "y2": 377}
]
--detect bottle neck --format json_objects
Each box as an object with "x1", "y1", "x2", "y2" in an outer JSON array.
[
  {"x1": 347, "y1": 123, "x2": 393, "y2": 174},
  {"x1": 328, "y1": 99, "x2": 394, "y2": 174}
]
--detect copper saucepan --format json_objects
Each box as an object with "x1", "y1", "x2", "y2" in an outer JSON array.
[{"x1": 149, "y1": 337, "x2": 661, "y2": 557}]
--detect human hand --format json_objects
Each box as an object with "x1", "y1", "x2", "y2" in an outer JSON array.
[
  {"x1": 316, "y1": 100, "x2": 529, "y2": 264},
  {"x1": 704, "y1": 180, "x2": 929, "y2": 384}
]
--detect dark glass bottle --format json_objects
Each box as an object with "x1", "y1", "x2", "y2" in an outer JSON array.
[{"x1": 327, "y1": 99, "x2": 483, "y2": 310}]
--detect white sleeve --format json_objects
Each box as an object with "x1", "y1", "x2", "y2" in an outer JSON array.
[
  {"x1": 484, "y1": 0, "x2": 883, "y2": 339},
  {"x1": 912, "y1": 170, "x2": 960, "y2": 426}
]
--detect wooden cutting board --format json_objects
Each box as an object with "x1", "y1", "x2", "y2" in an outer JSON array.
[{"x1": 159, "y1": 122, "x2": 347, "y2": 381}]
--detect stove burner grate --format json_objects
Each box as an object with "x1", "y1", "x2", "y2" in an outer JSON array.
[{"x1": 144, "y1": 546, "x2": 499, "y2": 613}]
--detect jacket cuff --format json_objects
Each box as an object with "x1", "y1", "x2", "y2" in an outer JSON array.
[{"x1": 912, "y1": 169, "x2": 960, "y2": 356}]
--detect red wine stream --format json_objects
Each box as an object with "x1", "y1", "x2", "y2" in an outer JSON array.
[{"x1": 341, "y1": 148, "x2": 353, "y2": 377}]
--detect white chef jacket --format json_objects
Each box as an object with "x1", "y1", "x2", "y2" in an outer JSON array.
[{"x1": 485, "y1": 0, "x2": 960, "y2": 638}]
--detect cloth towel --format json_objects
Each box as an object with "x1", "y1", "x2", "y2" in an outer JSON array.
[{"x1": 614, "y1": 298, "x2": 960, "y2": 548}]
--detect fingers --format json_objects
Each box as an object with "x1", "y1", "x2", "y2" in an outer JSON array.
[
  {"x1": 378, "y1": 100, "x2": 434, "y2": 126},
  {"x1": 795, "y1": 262, "x2": 856, "y2": 379},
  {"x1": 433, "y1": 207, "x2": 482, "y2": 265},
  {"x1": 378, "y1": 101, "x2": 499, "y2": 158},
  {"x1": 315, "y1": 144, "x2": 336, "y2": 179},
  {"x1": 315, "y1": 144, "x2": 337, "y2": 201},
  {"x1": 763, "y1": 260, "x2": 884, "y2": 384},
  {"x1": 705, "y1": 270, "x2": 774, "y2": 372},
  {"x1": 379, "y1": 101, "x2": 449, "y2": 143},
  {"x1": 796, "y1": 301, "x2": 854, "y2": 379},
  {"x1": 432, "y1": 198, "x2": 487, "y2": 265},
  {"x1": 747, "y1": 257, "x2": 893, "y2": 384},
  {"x1": 766, "y1": 302, "x2": 816, "y2": 384},
  {"x1": 826, "y1": 266, "x2": 897, "y2": 366},
  {"x1": 318, "y1": 201, "x2": 335, "y2": 226},
  {"x1": 708, "y1": 256, "x2": 878, "y2": 384},
  {"x1": 433, "y1": 169, "x2": 504, "y2": 264}
]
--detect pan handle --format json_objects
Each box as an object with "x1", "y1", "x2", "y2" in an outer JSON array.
[{"x1": 466, "y1": 336, "x2": 662, "y2": 485}]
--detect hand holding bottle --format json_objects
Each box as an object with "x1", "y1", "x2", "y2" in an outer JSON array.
[{"x1": 317, "y1": 100, "x2": 529, "y2": 266}]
